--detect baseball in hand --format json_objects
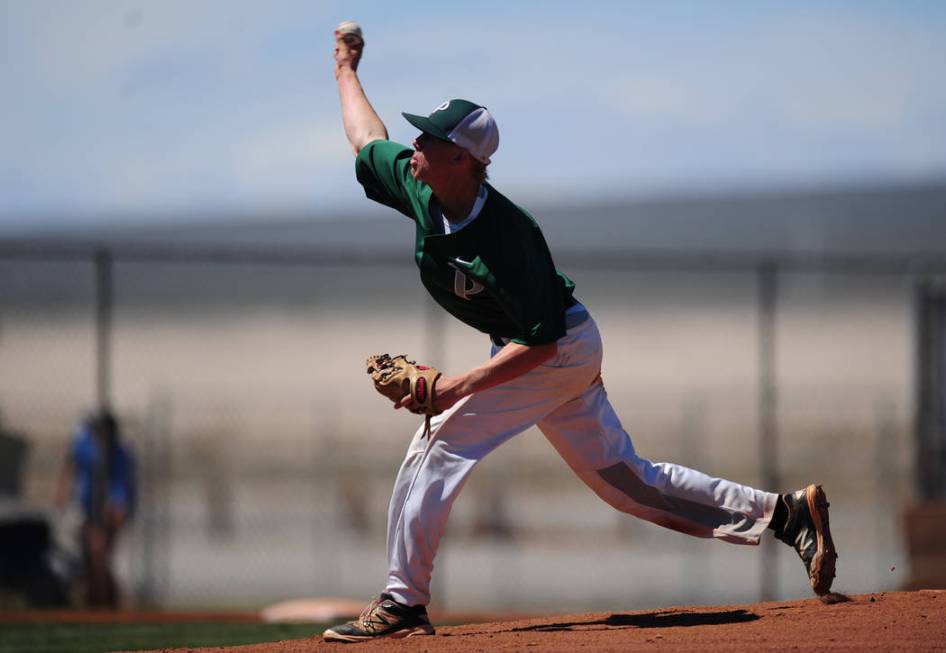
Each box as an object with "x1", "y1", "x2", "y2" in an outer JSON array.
[{"x1": 336, "y1": 20, "x2": 364, "y2": 49}]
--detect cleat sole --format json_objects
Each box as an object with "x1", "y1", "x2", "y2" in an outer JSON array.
[
  {"x1": 806, "y1": 484, "x2": 837, "y2": 596},
  {"x1": 322, "y1": 624, "x2": 435, "y2": 643}
]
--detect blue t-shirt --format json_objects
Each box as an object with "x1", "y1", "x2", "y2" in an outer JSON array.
[{"x1": 70, "y1": 423, "x2": 136, "y2": 520}]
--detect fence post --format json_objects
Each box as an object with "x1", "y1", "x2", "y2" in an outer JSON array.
[
  {"x1": 758, "y1": 262, "x2": 779, "y2": 600},
  {"x1": 94, "y1": 248, "x2": 113, "y2": 413}
]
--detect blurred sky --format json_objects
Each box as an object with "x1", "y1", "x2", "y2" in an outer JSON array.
[{"x1": 2, "y1": 0, "x2": 945, "y2": 233}]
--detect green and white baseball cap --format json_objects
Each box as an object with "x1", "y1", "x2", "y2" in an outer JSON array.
[{"x1": 402, "y1": 99, "x2": 500, "y2": 164}]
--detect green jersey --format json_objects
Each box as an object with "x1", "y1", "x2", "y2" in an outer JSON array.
[{"x1": 355, "y1": 140, "x2": 576, "y2": 346}]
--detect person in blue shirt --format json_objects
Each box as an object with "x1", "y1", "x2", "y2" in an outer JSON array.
[{"x1": 57, "y1": 411, "x2": 135, "y2": 608}]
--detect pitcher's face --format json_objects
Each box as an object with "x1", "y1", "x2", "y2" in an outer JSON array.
[{"x1": 410, "y1": 133, "x2": 467, "y2": 185}]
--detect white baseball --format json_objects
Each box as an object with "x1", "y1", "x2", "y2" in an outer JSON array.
[{"x1": 336, "y1": 20, "x2": 363, "y2": 48}]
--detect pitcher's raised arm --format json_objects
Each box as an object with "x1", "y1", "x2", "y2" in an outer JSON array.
[{"x1": 334, "y1": 21, "x2": 388, "y2": 155}]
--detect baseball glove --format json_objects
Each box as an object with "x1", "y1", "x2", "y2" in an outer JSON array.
[{"x1": 366, "y1": 354, "x2": 442, "y2": 437}]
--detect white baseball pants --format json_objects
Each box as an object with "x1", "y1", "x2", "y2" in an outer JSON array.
[{"x1": 384, "y1": 312, "x2": 778, "y2": 607}]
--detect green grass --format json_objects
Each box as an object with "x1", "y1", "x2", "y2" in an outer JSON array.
[{"x1": 0, "y1": 622, "x2": 326, "y2": 653}]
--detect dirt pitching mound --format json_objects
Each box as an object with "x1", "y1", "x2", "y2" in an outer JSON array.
[{"x1": 137, "y1": 590, "x2": 945, "y2": 653}]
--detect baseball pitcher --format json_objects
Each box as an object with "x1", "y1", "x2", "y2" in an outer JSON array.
[{"x1": 324, "y1": 22, "x2": 837, "y2": 643}]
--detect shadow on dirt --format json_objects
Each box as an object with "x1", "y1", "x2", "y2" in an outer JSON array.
[
  {"x1": 511, "y1": 609, "x2": 760, "y2": 632},
  {"x1": 819, "y1": 592, "x2": 852, "y2": 605}
]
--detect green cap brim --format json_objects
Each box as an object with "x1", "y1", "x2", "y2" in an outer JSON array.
[{"x1": 402, "y1": 112, "x2": 452, "y2": 141}]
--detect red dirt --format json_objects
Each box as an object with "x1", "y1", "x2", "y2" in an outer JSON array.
[{"x1": 121, "y1": 590, "x2": 946, "y2": 653}]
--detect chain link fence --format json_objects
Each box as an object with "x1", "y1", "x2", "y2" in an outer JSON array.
[{"x1": 0, "y1": 243, "x2": 939, "y2": 611}]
